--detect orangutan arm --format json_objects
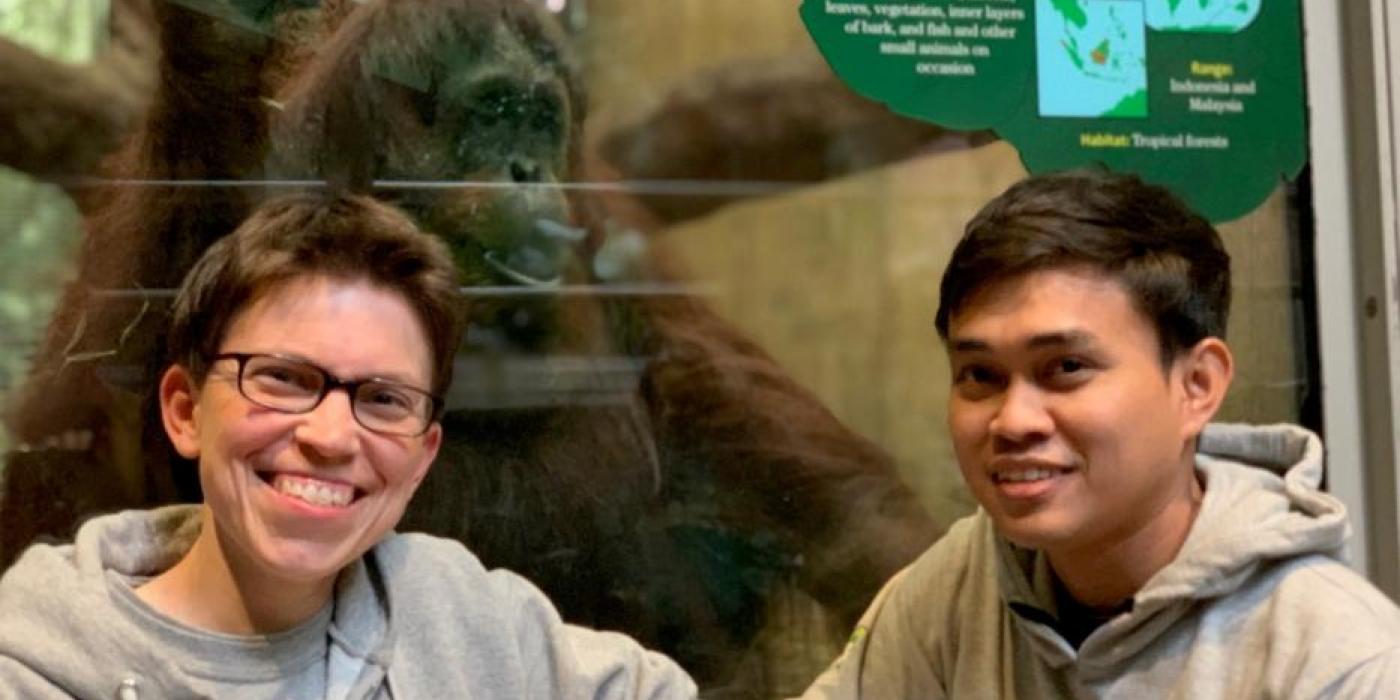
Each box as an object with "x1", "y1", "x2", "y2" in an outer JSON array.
[
  {"x1": 640, "y1": 292, "x2": 940, "y2": 625},
  {"x1": 0, "y1": 0, "x2": 158, "y2": 183}
]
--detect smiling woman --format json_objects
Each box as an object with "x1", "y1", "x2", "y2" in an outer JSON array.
[
  {"x1": 151, "y1": 274, "x2": 445, "y2": 630},
  {"x1": 0, "y1": 193, "x2": 695, "y2": 699}
]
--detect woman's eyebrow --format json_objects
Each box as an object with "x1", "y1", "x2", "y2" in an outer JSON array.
[{"x1": 262, "y1": 352, "x2": 424, "y2": 387}]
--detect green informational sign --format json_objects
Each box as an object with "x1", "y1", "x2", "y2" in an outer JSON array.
[{"x1": 801, "y1": 0, "x2": 1305, "y2": 222}]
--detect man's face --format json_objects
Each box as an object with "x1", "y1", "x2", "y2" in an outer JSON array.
[
  {"x1": 164, "y1": 275, "x2": 441, "y2": 585},
  {"x1": 945, "y1": 267, "x2": 1201, "y2": 557}
]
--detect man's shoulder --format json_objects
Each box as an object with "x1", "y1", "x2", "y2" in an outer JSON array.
[
  {"x1": 1182, "y1": 554, "x2": 1400, "y2": 697},
  {"x1": 904, "y1": 511, "x2": 996, "y2": 575},
  {"x1": 796, "y1": 513, "x2": 1009, "y2": 700},
  {"x1": 880, "y1": 511, "x2": 1002, "y2": 620},
  {"x1": 1260, "y1": 554, "x2": 1400, "y2": 639}
]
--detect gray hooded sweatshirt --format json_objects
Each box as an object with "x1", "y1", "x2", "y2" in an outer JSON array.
[
  {"x1": 0, "y1": 505, "x2": 697, "y2": 699},
  {"x1": 799, "y1": 423, "x2": 1400, "y2": 699}
]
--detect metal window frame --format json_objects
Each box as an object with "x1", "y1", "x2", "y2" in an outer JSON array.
[{"x1": 1305, "y1": 0, "x2": 1400, "y2": 596}]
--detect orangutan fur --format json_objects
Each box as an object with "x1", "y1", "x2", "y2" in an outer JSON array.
[{"x1": 1, "y1": 0, "x2": 938, "y2": 691}]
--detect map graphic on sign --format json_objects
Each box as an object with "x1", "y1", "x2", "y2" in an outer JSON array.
[
  {"x1": 1037, "y1": 0, "x2": 1148, "y2": 118},
  {"x1": 1147, "y1": 0, "x2": 1262, "y2": 33},
  {"x1": 801, "y1": 0, "x2": 1308, "y2": 221}
]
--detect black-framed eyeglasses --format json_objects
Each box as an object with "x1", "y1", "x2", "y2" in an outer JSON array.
[{"x1": 211, "y1": 353, "x2": 443, "y2": 437}]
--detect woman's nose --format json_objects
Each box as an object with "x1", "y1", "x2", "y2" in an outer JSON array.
[{"x1": 293, "y1": 388, "x2": 360, "y2": 460}]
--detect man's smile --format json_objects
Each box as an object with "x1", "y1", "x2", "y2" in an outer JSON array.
[{"x1": 987, "y1": 458, "x2": 1077, "y2": 500}]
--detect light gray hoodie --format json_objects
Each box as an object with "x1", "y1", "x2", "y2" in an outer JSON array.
[
  {"x1": 799, "y1": 423, "x2": 1400, "y2": 699},
  {"x1": 0, "y1": 505, "x2": 697, "y2": 699}
]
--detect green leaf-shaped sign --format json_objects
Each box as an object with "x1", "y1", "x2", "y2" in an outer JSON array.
[{"x1": 801, "y1": 0, "x2": 1305, "y2": 222}]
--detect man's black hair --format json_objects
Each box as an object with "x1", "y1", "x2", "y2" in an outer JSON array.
[{"x1": 934, "y1": 168, "x2": 1231, "y2": 364}]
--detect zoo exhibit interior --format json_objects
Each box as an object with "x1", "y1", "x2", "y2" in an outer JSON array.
[{"x1": 0, "y1": 0, "x2": 1397, "y2": 697}]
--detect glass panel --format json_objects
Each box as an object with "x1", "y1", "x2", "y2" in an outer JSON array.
[{"x1": 0, "y1": 1, "x2": 1314, "y2": 696}]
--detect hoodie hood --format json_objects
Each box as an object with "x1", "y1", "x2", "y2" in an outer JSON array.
[
  {"x1": 0, "y1": 505, "x2": 390, "y2": 698},
  {"x1": 0, "y1": 506, "x2": 207, "y2": 697},
  {"x1": 1139, "y1": 422, "x2": 1347, "y2": 605},
  {"x1": 0, "y1": 506, "x2": 698, "y2": 699},
  {"x1": 799, "y1": 423, "x2": 1399, "y2": 700},
  {"x1": 1098, "y1": 423, "x2": 1346, "y2": 670},
  {"x1": 996, "y1": 423, "x2": 1348, "y2": 671}
]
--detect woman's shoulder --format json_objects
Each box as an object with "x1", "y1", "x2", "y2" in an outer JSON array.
[
  {"x1": 0, "y1": 655, "x2": 72, "y2": 698},
  {"x1": 371, "y1": 531, "x2": 490, "y2": 584},
  {"x1": 370, "y1": 532, "x2": 547, "y2": 612}
]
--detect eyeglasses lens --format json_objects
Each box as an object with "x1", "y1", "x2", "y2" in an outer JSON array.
[{"x1": 237, "y1": 355, "x2": 432, "y2": 436}]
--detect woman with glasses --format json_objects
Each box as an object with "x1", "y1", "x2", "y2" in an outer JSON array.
[{"x1": 0, "y1": 193, "x2": 695, "y2": 699}]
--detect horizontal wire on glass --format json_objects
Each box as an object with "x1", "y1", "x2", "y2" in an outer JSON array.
[
  {"x1": 88, "y1": 283, "x2": 718, "y2": 299},
  {"x1": 56, "y1": 178, "x2": 812, "y2": 198}
]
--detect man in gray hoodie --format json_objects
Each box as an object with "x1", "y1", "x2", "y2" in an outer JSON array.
[
  {"x1": 0, "y1": 193, "x2": 696, "y2": 698},
  {"x1": 800, "y1": 169, "x2": 1400, "y2": 698}
]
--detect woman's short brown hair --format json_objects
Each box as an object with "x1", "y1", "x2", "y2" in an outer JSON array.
[{"x1": 167, "y1": 192, "x2": 463, "y2": 395}]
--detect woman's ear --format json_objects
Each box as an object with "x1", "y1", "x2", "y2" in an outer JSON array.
[
  {"x1": 1176, "y1": 337, "x2": 1235, "y2": 439},
  {"x1": 160, "y1": 365, "x2": 202, "y2": 459},
  {"x1": 406, "y1": 422, "x2": 442, "y2": 491}
]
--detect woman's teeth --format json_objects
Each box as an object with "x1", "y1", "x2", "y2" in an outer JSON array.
[{"x1": 272, "y1": 474, "x2": 353, "y2": 508}]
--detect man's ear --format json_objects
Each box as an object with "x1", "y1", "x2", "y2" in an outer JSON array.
[
  {"x1": 407, "y1": 422, "x2": 442, "y2": 490},
  {"x1": 1176, "y1": 337, "x2": 1234, "y2": 439},
  {"x1": 160, "y1": 365, "x2": 202, "y2": 459}
]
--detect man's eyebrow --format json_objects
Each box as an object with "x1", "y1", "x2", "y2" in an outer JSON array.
[
  {"x1": 947, "y1": 330, "x2": 1096, "y2": 354},
  {"x1": 1026, "y1": 330, "x2": 1096, "y2": 349},
  {"x1": 948, "y1": 338, "x2": 991, "y2": 354}
]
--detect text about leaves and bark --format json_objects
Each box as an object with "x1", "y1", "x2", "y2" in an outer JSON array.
[{"x1": 825, "y1": 1, "x2": 1026, "y2": 76}]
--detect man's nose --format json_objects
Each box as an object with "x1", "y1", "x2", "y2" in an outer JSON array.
[
  {"x1": 294, "y1": 388, "x2": 360, "y2": 460},
  {"x1": 988, "y1": 378, "x2": 1054, "y2": 447}
]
